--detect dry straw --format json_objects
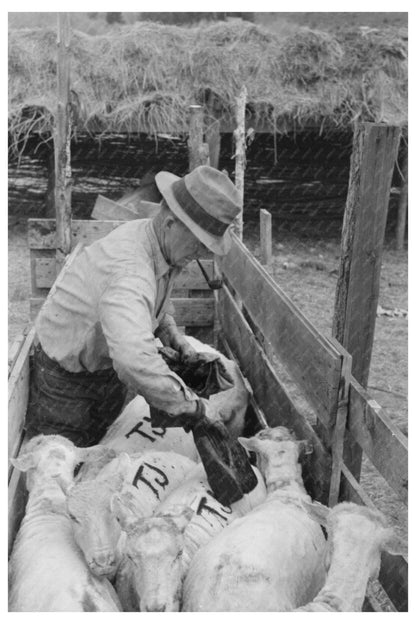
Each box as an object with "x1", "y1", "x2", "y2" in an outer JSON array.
[{"x1": 8, "y1": 20, "x2": 407, "y2": 156}]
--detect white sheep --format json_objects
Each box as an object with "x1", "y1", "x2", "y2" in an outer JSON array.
[
  {"x1": 110, "y1": 461, "x2": 267, "y2": 611},
  {"x1": 182, "y1": 426, "x2": 327, "y2": 611},
  {"x1": 66, "y1": 450, "x2": 197, "y2": 578},
  {"x1": 294, "y1": 501, "x2": 406, "y2": 612},
  {"x1": 112, "y1": 494, "x2": 194, "y2": 611},
  {"x1": 8, "y1": 435, "x2": 122, "y2": 612},
  {"x1": 156, "y1": 462, "x2": 267, "y2": 570},
  {"x1": 94, "y1": 336, "x2": 250, "y2": 466}
]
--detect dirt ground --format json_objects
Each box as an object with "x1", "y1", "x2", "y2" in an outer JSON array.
[{"x1": 8, "y1": 218, "x2": 408, "y2": 562}]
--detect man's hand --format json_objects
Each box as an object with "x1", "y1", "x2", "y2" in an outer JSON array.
[{"x1": 172, "y1": 334, "x2": 197, "y2": 362}]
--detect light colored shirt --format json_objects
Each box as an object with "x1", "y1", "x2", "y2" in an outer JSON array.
[{"x1": 36, "y1": 219, "x2": 195, "y2": 412}]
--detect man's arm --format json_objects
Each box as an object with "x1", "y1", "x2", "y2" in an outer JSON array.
[
  {"x1": 155, "y1": 313, "x2": 196, "y2": 360},
  {"x1": 98, "y1": 273, "x2": 198, "y2": 416}
]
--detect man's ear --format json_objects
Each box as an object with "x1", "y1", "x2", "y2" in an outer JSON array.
[{"x1": 164, "y1": 214, "x2": 176, "y2": 229}]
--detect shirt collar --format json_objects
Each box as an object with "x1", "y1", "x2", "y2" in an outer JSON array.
[{"x1": 146, "y1": 220, "x2": 171, "y2": 279}]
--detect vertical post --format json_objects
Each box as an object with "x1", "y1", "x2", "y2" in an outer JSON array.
[
  {"x1": 333, "y1": 123, "x2": 401, "y2": 387},
  {"x1": 395, "y1": 149, "x2": 408, "y2": 251},
  {"x1": 333, "y1": 122, "x2": 401, "y2": 489},
  {"x1": 260, "y1": 209, "x2": 272, "y2": 266},
  {"x1": 206, "y1": 92, "x2": 221, "y2": 170},
  {"x1": 233, "y1": 85, "x2": 247, "y2": 240},
  {"x1": 55, "y1": 13, "x2": 72, "y2": 272},
  {"x1": 188, "y1": 105, "x2": 209, "y2": 172}
]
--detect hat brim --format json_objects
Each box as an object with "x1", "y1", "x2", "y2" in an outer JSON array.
[{"x1": 155, "y1": 171, "x2": 232, "y2": 256}]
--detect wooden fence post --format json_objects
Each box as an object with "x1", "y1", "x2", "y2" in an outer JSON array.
[
  {"x1": 260, "y1": 209, "x2": 272, "y2": 266},
  {"x1": 206, "y1": 92, "x2": 221, "y2": 170},
  {"x1": 188, "y1": 105, "x2": 210, "y2": 172},
  {"x1": 55, "y1": 12, "x2": 72, "y2": 272},
  {"x1": 233, "y1": 85, "x2": 247, "y2": 240},
  {"x1": 396, "y1": 149, "x2": 408, "y2": 251},
  {"x1": 332, "y1": 122, "x2": 401, "y2": 486}
]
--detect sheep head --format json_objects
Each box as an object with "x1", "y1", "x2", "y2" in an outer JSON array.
[
  {"x1": 11, "y1": 435, "x2": 111, "y2": 493},
  {"x1": 112, "y1": 494, "x2": 194, "y2": 612},
  {"x1": 66, "y1": 452, "x2": 131, "y2": 578},
  {"x1": 302, "y1": 500, "x2": 407, "y2": 581},
  {"x1": 238, "y1": 428, "x2": 305, "y2": 492}
]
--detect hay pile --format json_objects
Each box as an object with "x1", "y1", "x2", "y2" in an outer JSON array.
[{"x1": 8, "y1": 20, "x2": 408, "y2": 154}]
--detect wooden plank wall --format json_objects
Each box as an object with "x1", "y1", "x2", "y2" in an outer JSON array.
[
  {"x1": 8, "y1": 329, "x2": 36, "y2": 554},
  {"x1": 27, "y1": 218, "x2": 215, "y2": 330},
  {"x1": 219, "y1": 233, "x2": 343, "y2": 426}
]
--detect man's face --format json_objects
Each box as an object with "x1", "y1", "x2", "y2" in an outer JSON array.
[{"x1": 166, "y1": 218, "x2": 208, "y2": 267}]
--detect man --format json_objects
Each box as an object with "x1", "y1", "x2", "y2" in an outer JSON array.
[{"x1": 26, "y1": 165, "x2": 242, "y2": 447}]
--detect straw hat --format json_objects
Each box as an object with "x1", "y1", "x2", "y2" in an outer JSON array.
[{"x1": 155, "y1": 165, "x2": 242, "y2": 255}]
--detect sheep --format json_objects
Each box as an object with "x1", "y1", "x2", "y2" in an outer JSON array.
[
  {"x1": 155, "y1": 462, "x2": 267, "y2": 570},
  {"x1": 8, "y1": 435, "x2": 122, "y2": 612},
  {"x1": 91, "y1": 336, "x2": 250, "y2": 467},
  {"x1": 293, "y1": 501, "x2": 406, "y2": 612},
  {"x1": 111, "y1": 493, "x2": 194, "y2": 611},
  {"x1": 97, "y1": 394, "x2": 199, "y2": 462},
  {"x1": 66, "y1": 450, "x2": 197, "y2": 579},
  {"x1": 182, "y1": 426, "x2": 327, "y2": 611},
  {"x1": 110, "y1": 461, "x2": 267, "y2": 611}
]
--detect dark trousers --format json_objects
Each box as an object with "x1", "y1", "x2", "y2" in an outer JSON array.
[{"x1": 25, "y1": 345, "x2": 127, "y2": 447}]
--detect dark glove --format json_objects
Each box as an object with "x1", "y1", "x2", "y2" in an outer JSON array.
[
  {"x1": 150, "y1": 400, "x2": 258, "y2": 506},
  {"x1": 158, "y1": 346, "x2": 234, "y2": 398}
]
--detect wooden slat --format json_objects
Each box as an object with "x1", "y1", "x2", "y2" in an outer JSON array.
[
  {"x1": 28, "y1": 218, "x2": 126, "y2": 249},
  {"x1": 31, "y1": 297, "x2": 214, "y2": 327},
  {"x1": 219, "y1": 234, "x2": 342, "y2": 426},
  {"x1": 8, "y1": 459, "x2": 28, "y2": 556},
  {"x1": 340, "y1": 463, "x2": 408, "y2": 612},
  {"x1": 8, "y1": 325, "x2": 32, "y2": 376},
  {"x1": 33, "y1": 257, "x2": 214, "y2": 291},
  {"x1": 348, "y1": 379, "x2": 408, "y2": 502},
  {"x1": 327, "y1": 338, "x2": 352, "y2": 507},
  {"x1": 91, "y1": 195, "x2": 160, "y2": 221},
  {"x1": 218, "y1": 285, "x2": 332, "y2": 503},
  {"x1": 260, "y1": 208, "x2": 272, "y2": 265},
  {"x1": 8, "y1": 327, "x2": 36, "y2": 461}
]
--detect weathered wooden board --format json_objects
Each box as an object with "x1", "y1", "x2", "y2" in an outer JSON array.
[
  {"x1": 219, "y1": 234, "x2": 342, "y2": 426},
  {"x1": 31, "y1": 296, "x2": 214, "y2": 326},
  {"x1": 34, "y1": 256, "x2": 213, "y2": 291},
  {"x1": 8, "y1": 462, "x2": 28, "y2": 556},
  {"x1": 91, "y1": 195, "x2": 160, "y2": 221},
  {"x1": 8, "y1": 325, "x2": 32, "y2": 376},
  {"x1": 347, "y1": 379, "x2": 408, "y2": 502},
  {"x1": 333, "y1": 124, "x2": 401, "y2": 388},
  {"x1": 218, "y1": 285, "x2": 332, "y2": 503},
  {"x1": 28, "y1": 219, "x2": 126, "y2": 249},
  {"x1": 340, "y1": 463, "x2": 408, "y2": 612},
  {"x1": 8, "y1": 327, "x2": 36, "y2": 463}
]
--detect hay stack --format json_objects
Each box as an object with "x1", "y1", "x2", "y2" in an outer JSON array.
[{"x1": 8, "y1": 20, "x2": 407, "y2": 155}]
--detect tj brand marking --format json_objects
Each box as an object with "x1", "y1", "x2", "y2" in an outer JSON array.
[
  {"x1": 132, "y1": 462, "x2": 169, "y2": 499},
  {"x1": 125, "y1": 416, "x2": 167, "y2": 442}
]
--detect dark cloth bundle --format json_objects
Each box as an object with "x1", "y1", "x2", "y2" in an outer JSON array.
[
  {"x1": 158, "y1": 346, "x2": 235, "y2": 398},
  {"x1": 151, "y1": 346, "x2": 258, "y2": 506}
]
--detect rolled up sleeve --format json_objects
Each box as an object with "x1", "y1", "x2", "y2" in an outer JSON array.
[{"x1": 98, "y1": 272, "x2": 195, "y2": 413}]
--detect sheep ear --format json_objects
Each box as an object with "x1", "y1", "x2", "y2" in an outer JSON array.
[
  {"x1": 164, "y1": 505, "x2": 195, "y2": 530},
  {"x1": 110, "y1": 490, "x2": 138, "y2": 532},
  {"x1": 381, "y1": 529, "x2": 407, "y2": 557},
  {"x1": 10, "y1": 453, "x2": 36, "y2": 472},
  {"x1": 238, "y1": 436, "x2": 260, "y2": 453},
  {"x1": 100, "y1": 452, "x2": 131, "y2": 490},
  {"x1": 301, "y1": 500, "x2": 330, "y2": 527}
]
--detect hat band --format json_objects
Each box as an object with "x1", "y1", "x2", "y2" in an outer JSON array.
[{"x1": 171, "y1": 178, "x2": 228, "y2": 237}]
